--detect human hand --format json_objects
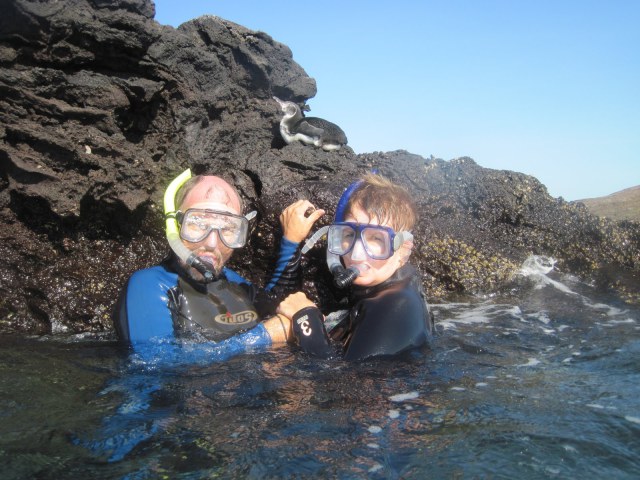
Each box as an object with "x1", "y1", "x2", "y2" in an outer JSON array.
[
  {"x1": 280, "y1": 199, "x2": 325, "y2": 243},
  {"x1": 277, "y1": 292, "x2": 317, "y2": 319}
]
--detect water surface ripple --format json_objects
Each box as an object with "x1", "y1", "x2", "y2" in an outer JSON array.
[{"x1": 1, "y1": 259, "x2": 638, "y2": 479}]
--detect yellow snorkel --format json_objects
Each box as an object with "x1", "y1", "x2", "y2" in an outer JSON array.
[{"x1": 164, "y1": 168, "x2": 216, "y2": 282}]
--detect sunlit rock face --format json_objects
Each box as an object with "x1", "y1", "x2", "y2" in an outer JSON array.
[{"x1": 1, "y1": 0, "x2": 638, "y2": 334}]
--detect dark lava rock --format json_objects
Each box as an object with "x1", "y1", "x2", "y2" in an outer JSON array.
[{"x1": 1, "y1": 0, "x2": 638, "y2": 334}]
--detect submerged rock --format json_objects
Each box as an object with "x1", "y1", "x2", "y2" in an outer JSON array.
[{"x1": 1, "y1": 0, "x2": 638, "y2": 334}]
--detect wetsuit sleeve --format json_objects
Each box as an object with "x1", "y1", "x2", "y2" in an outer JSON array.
[
  {"x1": 129, "y1": 321, "x2": 273, "y2": 365},
  {"x1": 112, "y1": 267, "x2": 178, "y2": 345},
  {"x1": 344, "y1": 287, "x2": 429, "y2": 362},
  {"x1": 153, "y1": 323, "x2": 272, "y2": 362},
  {"x1": 291, "y1": 307, "x2": 333, "y2": 358},
  {"x1": 265, "y1": 237, "x2": 302, "y2": 293},
  {"x1": 251, "y1": 237, "x2": 302, "y2": 318},
  {"x1": 204, "y1": 323, "x2": 272, "y2": 360}
]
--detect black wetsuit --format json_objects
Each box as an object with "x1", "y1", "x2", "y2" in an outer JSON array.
[{"x1": 292, "y1": 264, "x2": 433, "y2": 361}]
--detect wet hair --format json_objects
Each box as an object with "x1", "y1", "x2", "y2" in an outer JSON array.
[
  {"x1": 175, "y1": 175, "x2": 243, "y2": 212},
  {"x1": 345, "y1": 173, "x2": 417, "y2": 232}
]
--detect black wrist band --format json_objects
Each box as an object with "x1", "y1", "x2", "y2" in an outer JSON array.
[{"x1": 291, "y1": 306, "x2": 332, "y2": 357}]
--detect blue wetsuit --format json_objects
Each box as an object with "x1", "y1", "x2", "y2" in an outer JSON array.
[
  {"x1": 113, "y1": 238, "x2": 300, "y2": 358},
  {"x1": 291, "y1": 264, "x2": 434, "y2": 361},
  {"x1": 83, "y1": 240, "x2": 302, "y2": 462}
]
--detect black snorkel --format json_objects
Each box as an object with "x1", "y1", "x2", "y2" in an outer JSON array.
[
  {"x1": 301, "y1": 226, "x2": 360, "y2": 289},
  {"x1": 164, "y1": 168, "x2": 218, "y2": 283},
  {"x1": 332, "y1": 264, "x2": 360, "y2": 289},
  {"x1": 329, "y1": 180, "x2": 364, "y2": 288}
]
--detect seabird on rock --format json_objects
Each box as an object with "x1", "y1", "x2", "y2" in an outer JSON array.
[{"x1": 273, "y1": 96, "x2": 348, "y2": 151}]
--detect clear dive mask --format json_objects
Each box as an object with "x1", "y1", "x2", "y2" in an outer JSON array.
[{"x1": 177, "y1": 208, "x2": 254, "y2": 248}]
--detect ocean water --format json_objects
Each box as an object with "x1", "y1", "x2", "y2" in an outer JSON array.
[{"x1": 1, "y1": 256, "x2": 639, "y2": 479}]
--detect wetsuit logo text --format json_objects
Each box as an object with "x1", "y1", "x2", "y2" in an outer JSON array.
[{"x1": 215, "y1": 310, "x2": 258, "y2": 325}]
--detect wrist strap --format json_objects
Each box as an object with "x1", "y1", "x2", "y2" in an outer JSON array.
[{"x1": 292, "y1": 307, "x2": 332, "y2": 358}]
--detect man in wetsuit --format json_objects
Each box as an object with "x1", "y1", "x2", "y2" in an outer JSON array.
[
  {"x1": 113, "y1": 170, "x2": 321, "y2": 356},
  {"x1": 277, "y1": 173, "x2": 434, "y2": 361}
]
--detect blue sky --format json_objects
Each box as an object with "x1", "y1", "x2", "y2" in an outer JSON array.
[{"x1": 154, "y1": 1, "x2": 639, "y2": 201}]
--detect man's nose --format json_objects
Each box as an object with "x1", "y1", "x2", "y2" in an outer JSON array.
[{"x1": 202, "y1": 228, "x2": 219, "y2": 248}]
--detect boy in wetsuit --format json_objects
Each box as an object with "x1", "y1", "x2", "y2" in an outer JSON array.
[{"x1": 277, "y1": 173, "x2": 433, "y2": 361}]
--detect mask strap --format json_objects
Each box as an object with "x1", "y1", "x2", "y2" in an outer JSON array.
[{"x1": 335, "y1": 181, "x2": 363, "y2": 222}]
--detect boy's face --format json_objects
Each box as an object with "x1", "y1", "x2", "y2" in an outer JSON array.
[{"x1": 342, "y1": 204, "x2": 407, "y2": 287}]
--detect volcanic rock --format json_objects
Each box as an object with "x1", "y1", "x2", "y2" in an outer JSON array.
[{"x1": 1, "y1": 0, "x2": 638, "y2": 334}]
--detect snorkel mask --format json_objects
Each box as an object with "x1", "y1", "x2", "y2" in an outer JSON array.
[
  {"x1": 164, "y1": 169, "x2": 256, "y2": 283},
  {"x1": 301, "y1": 181, "x2": 363, "y2": 288}
]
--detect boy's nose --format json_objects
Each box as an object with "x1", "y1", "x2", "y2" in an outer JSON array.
[{"x1": 350, "y1": 239, "x2": 367, "y2": 261}]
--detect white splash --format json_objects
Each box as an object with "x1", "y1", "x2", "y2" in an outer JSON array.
[
  {"x1": 529, "y1": 311, "x2": 551, "y2": 324},
  {"x1": 519, "y1": 255, "x2": 585, "y2": 297},
  {"x1": 520, "y1": 255, "x2": 557, "y2": 276},
  {"x1": 50, "y1": 318, "x2": 70, "y2": 334},
  {"x1": 517, "y1": 358, "x2": 541, "y2": 367},
  {"x1": 603, "y1": 318, "x2": 636, "y2": 326},
  {"x1": 389, "y1": 391, "x2": 419, "y2": 402},
  {"x1": 518, "y1": 256, "x2": 636, "y2": 326},
  {"x1": 437, "y1": 303, "x2": 523, "y2": 330}
]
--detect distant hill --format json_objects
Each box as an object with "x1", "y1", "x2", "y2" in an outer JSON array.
[{"x1": 576, "y1": 186, "x2": 640, "y2": 222}]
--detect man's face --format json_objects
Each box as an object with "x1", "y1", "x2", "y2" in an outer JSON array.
[
  {"x1": 178, "y1": 177, "x2": 242, "y2": 282},
  {"x1": 342, "y1": 205, "x2": 406, "y2": 287}
]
